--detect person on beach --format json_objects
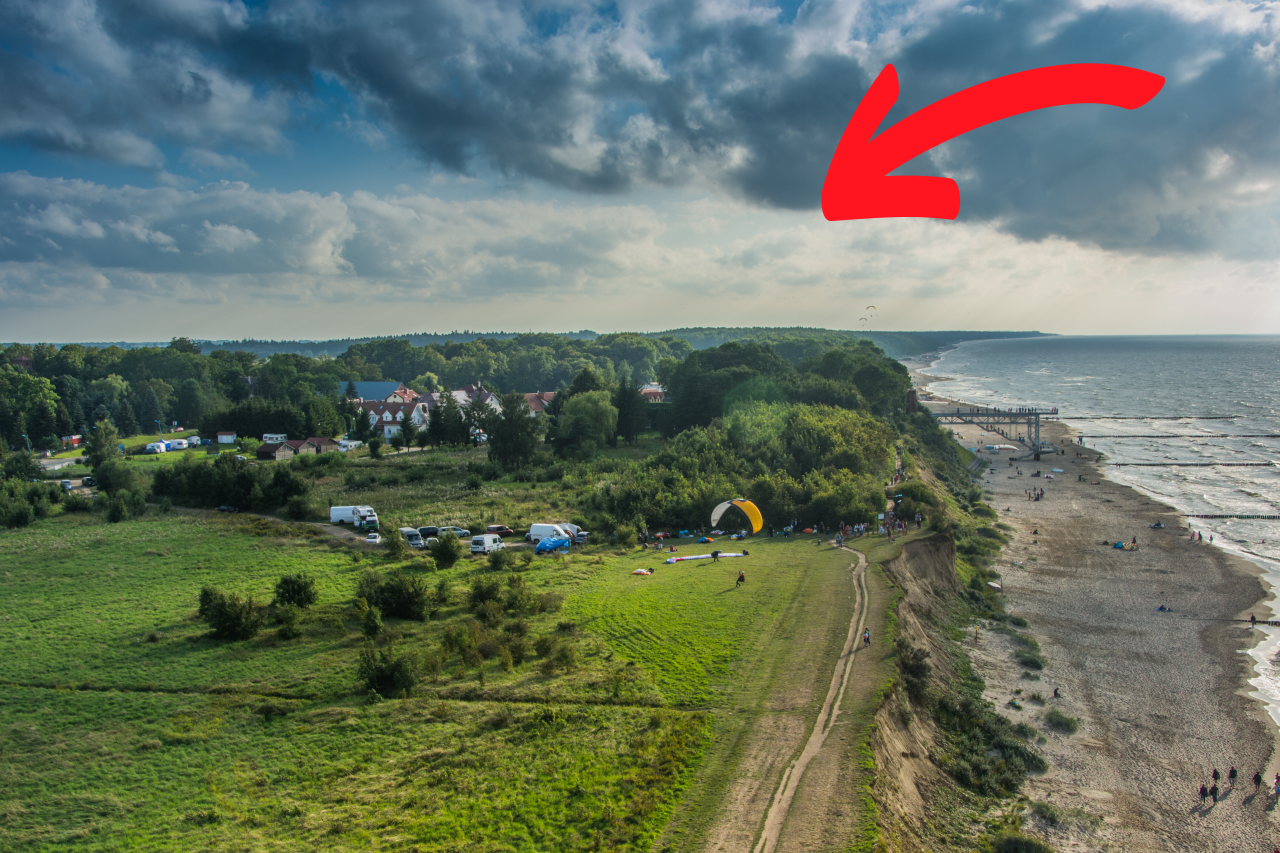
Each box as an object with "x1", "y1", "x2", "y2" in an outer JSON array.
[
  {"x1": 1212, "y1": 768, "x2": 1220, "y2": 789},
  {"x1": 1199, "y1": 531, "x2": 1204, "y2": 543},
  {"x1": 1252, "y1": 614, "x2": 1257, "y2": 627},
  {"x1": 863, "y1": 629, "x2": 871, "y2": 647},
  {"x1": 1209, "y1": 783, "x2": 1219, "y2": 804},
  {"x1": 1254, "y1": 770, "x2": 1263, "y2": 793},
  {"x1": 1198, "y1": 783, "x2": 1208, "y2": 804},
  {"x1": 1229, "y1": 766, "x2": 1237, "y2": 787}
]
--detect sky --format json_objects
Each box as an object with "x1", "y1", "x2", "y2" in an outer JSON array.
[{"x1": 2, "y1": 0, "x2": 1279, "y2": 342}]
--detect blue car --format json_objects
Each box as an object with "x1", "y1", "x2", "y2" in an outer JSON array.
[{"x1": 535, "y1": 537, "x2": 572, "y2": 554}]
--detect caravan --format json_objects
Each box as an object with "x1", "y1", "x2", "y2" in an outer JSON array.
[{"x1": 330, "y1": 505, "x2": 379, "y2": 531}]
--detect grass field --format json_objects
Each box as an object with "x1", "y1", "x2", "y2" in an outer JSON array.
[{"x1": 0, "y1": 509, "x2": 862, "y2": 851}]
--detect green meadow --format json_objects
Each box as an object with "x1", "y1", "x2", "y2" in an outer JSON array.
[{"x1": 0, "y1": 510, "x2": 861, "y2": 851}]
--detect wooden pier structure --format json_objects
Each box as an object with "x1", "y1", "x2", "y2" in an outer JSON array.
[{"x1": 924, "y1": 403, "x2": 1058, "y2": 455}]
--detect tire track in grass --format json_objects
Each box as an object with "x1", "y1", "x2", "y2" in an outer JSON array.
[{"x1": 751, "y1": 548, "x2": 869, "y2": 853}]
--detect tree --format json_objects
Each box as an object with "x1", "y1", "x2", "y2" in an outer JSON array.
[
  {"x1": 273, "y1": 573, "x2": 319, "y2": 608},
  {"x1": 116, "y1": 399, "x2": 140, "y2": 437},
  {"x1": 28, "y1": 403, "x2": 58, "y2": 451},
  {"x1": 389, "y1": 430, "x2": 408, "y2": 452},
  {"x1": 173, "y1": 379, "x2": 208, "y2": 428},
  {"x1": 429, "y1": 532, "x2": 464, "y2": 570},
  {"x1": 426, "y1": 399, "x2": 446, "y2": 446},
  {"x1": 86, "y1": 420, "x2": 121, "y2": 469},
  {"x1": 305, "y1": 399, "x2": 344, "y2": 438},
  {"x1": 140, "y1": 386, "x2": 165, "y2": 433},
  {"x1": 487, "y1": 393, "x2": 543, "y2": 469},
  {"x1": 168, "y1": 337, "x2": 202, "y2": 355},
  {"x1": 351, "y1": 406, "x2": 373, "y2": 442},
  {"x1": 344, "y1": 380, "x2": 358, "y2": 400},
  {"x1": 367, "y1": 437, "x2": 383, "y2": 458},
  {"x1": 436, "y1": 393, "x2": 467, "y2": 446},
  {"x1": 612, "y1": 370, "x2": 647, "y2": 447},
  {"x1": 556, "y1": 391, "x2": 617, "y2": 457},
  {"x1": 398, "y1": 411, "x2": 419, "y2": 448}
]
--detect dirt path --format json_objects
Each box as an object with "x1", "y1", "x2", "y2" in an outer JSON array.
[{"x1": 751, "y1": 549, "x2": 869, "y2": 853}]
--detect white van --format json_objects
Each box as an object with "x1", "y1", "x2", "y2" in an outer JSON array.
[
  {"x1": 399, "y1": 527, "x2": 425, "y2": 549},
  {"x1": 331, "y1": 505, "x2": 379, "y2": 531},
  {"x1": 471, "y1": 533, "x2": 504, "y2": 555},
  {"x1": 526, "y1": 523, "x2": 569, "y2": 544}
]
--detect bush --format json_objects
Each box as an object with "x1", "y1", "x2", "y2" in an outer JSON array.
[
  {"x1": 273, "y1": 573, "x2": 319, "y2": 608},
  {"x1": 363, "y1": 606, "x2": 384, "y2": 639},
  {"x1": 615, "y1": 524, "x2": 638, "y2": 548},
  {"x1": 282, "y1": 495, "x2": 312, "y2": 520},
  {"x1": 380, "y1": 569, "x2": 432, "y2": 621},
  {"x1": 383, "y1": 527, "x2": 411, "y2": 562},
  {"x1": 895, "y1": 638, "x2": 931, "y2": 702},
  {"x1": 469, "y1": 576, "x2": 502, "y2": 609},
  {"x1": 487, "y1": 548, "x2": 515, "y2": 572},
  {"x1": 477, "y1": 600, "x2": 504, "y2": 625},
  {"x1": 355, "y1": 568, "x2": 384, "y2": 606},
  {"x1": 275, "y1": 603, "x2": 303, "y2": 640},
  {"x1": 465, "y1": 473, "x2": 483, "y2": 491},
  {"x1": 534, "y1": 635, "x2": 558, "y2": 658},
  {"x1": 357, "y1": 641, "x2": 418, "y2": 697},
  {"x1": 201, "y1": 590, "x2": 263, "y2": 641},
  {"x1": 1043, "y1": 709, "x2": 1079, "y2": 734},
  {"x1": 535, "y1": 592, "x2": 564, "y2": 613},
  {"x1": 430, "y1": 532, "x2": 464, "y2": 570},
  {"x1": 504, "y1": 636, "x2": 529, "y2": 665},
  {"x1": 992, "y1": 831, "x2": 1054, "y2": 853}
]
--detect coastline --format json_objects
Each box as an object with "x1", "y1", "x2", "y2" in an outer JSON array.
[{"x1": 910, "y1": 356, "x2": 1280, "y2": 849}]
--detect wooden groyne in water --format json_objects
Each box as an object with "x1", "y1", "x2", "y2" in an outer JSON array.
[
  {"x1": 1066, "y1": 415, "x2": 1241, "y2": 420},
  {"x1": 1111, "y1": 462, "x2": 1274, "y2": 467},
  {"x1": 1186, "y1": 514, "x2": 1280, "y2": 520},
  {"x1": 1079, "y1": 434, "x2": 1280, "y2": 439}
]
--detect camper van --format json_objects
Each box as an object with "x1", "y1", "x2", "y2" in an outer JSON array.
[
  {"x1": 399, "y1": 527, "x2": 425, "y2": 549},
  {"x1": 330, "y1": 505, "x2": 379, "y2": 531},
  {"x1": 526, "y1": 523, "x2": 569, "y2": 544},
  {"x1": 144, "y1": 442, "x2": 167, "y2": 454},
  {"x1": 471, "y1": 534, "x2": 504, "y2": 555},
  {"x1": 338, "y1": 439, "x2": 363, "y2": 451},
  {"x1": 263, "y1": 433, "x2": 288, "y2": 443},
  {"x1": 169, "y1": 438, "x2": 188, "y2": 450}
]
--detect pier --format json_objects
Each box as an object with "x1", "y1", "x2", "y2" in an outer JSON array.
[{"x1": 925, "y1": 403, "x2": 1057, "y2": 453}]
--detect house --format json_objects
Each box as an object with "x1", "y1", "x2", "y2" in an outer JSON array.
[
  {"x1": 305, "y1": 437, "x2": 340, "y2": 453},
  {"x1": 11, "y1": 356, "x2": 32, "y2": 370},
  {"x1": 283, "y1": 440, "x2": 318, "y2": 456},
  {"x1": 217, "y1": 431, "x2": 237, "y2": 444},
  {"x1": 357, "y1": 401, "x2": 428, "y2": 438},
  {"x1": 424, "y1": 386, "x2": 501, "y2": 416},
  {"x1": 640, "y1": 383, "x2": 666, "y2": 403},
  {"x1": 257, "y1": 442, "x2": 295, "y2": 461},
  {"x1": 60, "y1": 435, "x2": 83, "y2": 449},
  {"x1": 524, "y1": 392, "x2": 556, "y2": 416},
  {"x1": 350, "y1": 381, "x2": 420, "y2": 404}
]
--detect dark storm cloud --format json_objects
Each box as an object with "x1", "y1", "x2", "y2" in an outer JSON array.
[{"x1": 2, "y1": 0, "x2": 1278, "y2": 256}]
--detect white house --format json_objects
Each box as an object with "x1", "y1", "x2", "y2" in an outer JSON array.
[{"x1": 216, "y1": 431, "x2": 237, "y2": 444}]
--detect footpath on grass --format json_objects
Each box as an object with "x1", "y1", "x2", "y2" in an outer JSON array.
[{"x1": 668, "y1": 532, "x2": 908, "y2": 853}]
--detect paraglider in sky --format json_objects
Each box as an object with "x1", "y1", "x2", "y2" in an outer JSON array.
[
  {"x1": 866, "y1": 305, "x2": 877, "y2": 310},
  {"x1": 859, "y1": 317, "x2": 868, "y2": 322},
  {"x1": 711, "y1": 498, "x2": 763, "y2": 534}
]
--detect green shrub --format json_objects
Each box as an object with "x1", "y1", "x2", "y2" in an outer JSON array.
[
  {"x1": 477, "y1": 600, "x2": 504, "y2": 625},
  {"x1": 552, "y1": 642, "x2": 578, "y2": 673},
  {"x1": 357, "y1": 641, "x2": 418, "y2": 697},
  {"x1": 992, "y1": 830, "x2": 1054, "y2": 853},
  {"x1": 282, "y1": 495, "x2": 312, "y2": 520},
  {"x1": 275, "y1": 603, "x2": 303, "y2": 640},
  {"x1": 536, "y1": 592, "x2": 564, "y2": 613},
  {"x1": 469, "y1": 576, "x2": 502, "y2": 609},
  {"x1": 383, "y1": 526, "x2": 411, "y2": 561},
  {"x1": 895, "y1": 638, "x2": 931, "y2": 702},
  {"x1": 534, "y1": 635, "x2": 557, "y2": 658},
  {"x1": 505, "y1": 636, "x2": 529, "y2": 665},
  {"x1": 380, "y1": 569, "x2": 432, "y2": 620},
  {"x1": 487, "y1": 547, "x2": 515, "y2": 572},
  {"x1": 355, "y1": 568, "x2": 384, "y2": 606},
  {"x1": 201, "y1": 590, "x2": 263, "y2": 641},
  {"x1": 362, "y1": 606, "x2": 384, "y2": 639},
  {"x1": 273, "y1": 573, "x2": 319, "y2": 609},
  {"x1": 430, "y1": 532, "x2": 464, "y2": 569},
  {"x1": 615, "y1": 524, "x2": 638, "y2": 547},
  {"x1": 1043, "y1": 709, "x2": 1079, "y2": 734}
]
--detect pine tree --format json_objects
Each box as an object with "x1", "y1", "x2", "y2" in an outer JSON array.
[
  {"x1": 116, "y1": 399, "x2": 140, "y2": 437},
  {"x1": 86, "y1": 420, "x2": 121, "y2": 469},
  {"x1": 29, "y1": 403, "x2": 58, "y2": 451},
  {"x1": 344, "y1": 380, "x2": 359, "y2": 400},
  {"x1": 140, "y1": 386, "x2": 165, "y2": 433},
  {"x1": 613, "y1": 370, "x2": 647, "y2": 447},
  {"x1": 399, "y1": 409, "x2": 419, "y2": 448},
  {"x1": 427, "y1": 398, "x2": 446, "y2": 446},
  {"x1": 438, "y1": 393, "x2": 466, "y2": 446}
]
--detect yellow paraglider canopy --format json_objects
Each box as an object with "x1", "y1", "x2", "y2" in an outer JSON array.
[{"x1": 711, "y1": 498, "x2": 763, "y2": 534}]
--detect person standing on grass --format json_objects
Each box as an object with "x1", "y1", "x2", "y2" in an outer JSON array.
[{"x1": 736, "y1": 570, "x2": 745, "y2": 588}]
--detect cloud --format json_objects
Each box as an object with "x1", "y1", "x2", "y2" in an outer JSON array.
[
  {"x1": 1, "y1": 170, "x2": 1278, "y2": 341},
  {"x1": 183, "y1": 148, "x2": 254, "y2": 174}
]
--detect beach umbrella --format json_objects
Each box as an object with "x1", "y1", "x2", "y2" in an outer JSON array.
[{"x1": 711, "y1": 498, "x2": 764, "y2": 534}]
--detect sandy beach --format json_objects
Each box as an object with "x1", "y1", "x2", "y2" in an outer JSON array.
[{"x1": 916, "y1": 368, "x2": 1280, "y2": 850}]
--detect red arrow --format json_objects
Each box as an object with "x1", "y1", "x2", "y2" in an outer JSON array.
[{"x1": 821, "y1": 63, "x2": 1165, "y2": 221}]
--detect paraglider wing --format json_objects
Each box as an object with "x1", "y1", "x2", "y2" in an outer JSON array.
[
  {"x1": 866, "y1": 305, "x2": 876, "y2": 310},
  {"x1": 710, "y1": 498, "x2": 764, "y2": 534}
]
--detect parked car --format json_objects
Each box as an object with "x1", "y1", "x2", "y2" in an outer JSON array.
[
  {"x1": 365, "y1": 532, "x2": 382, "y2": 545},
  {"x1": 486, "y1": 525, "x2": 515, "y2": 536},
  {"x1": 471, "y1": 534, "x2": 504, "y2": 555},
  {"x1": 535, "y1": 537, "x2": 571, "y2": 555},
  {"x1": 216, "y1": 505, "x2": 239, "y2": 513},
  {"x1": 572, "y1": 530, "x2": 589, "y2": 545},
  {"x1": 60, "y1": 480, "x2": 72, "y2": 491},
  {"x1": 81, "y1": 476, "x2": 96, "y2": 487},
  {"x1": 417, "y1": 526, "x2": 440, "y2": 538},
  {"x1": 440, "y1": 526, "x2": 470, "y2": 538},
  {"x1": 399, "y1": 527, "x2": 425, "y2": 548}
]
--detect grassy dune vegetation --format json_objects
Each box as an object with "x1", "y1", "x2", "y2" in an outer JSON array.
[{"x1": 0, "y1": 508, "x2": 856, "y2": 851}]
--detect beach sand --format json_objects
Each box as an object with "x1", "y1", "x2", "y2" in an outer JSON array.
[{"x1": 932, "y1": 404, "x2": 1279, "y2": 850}]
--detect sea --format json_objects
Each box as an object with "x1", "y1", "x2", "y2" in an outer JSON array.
[{"x1": 919, "y1": 335, "x2": 1280, "y2": 729}]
